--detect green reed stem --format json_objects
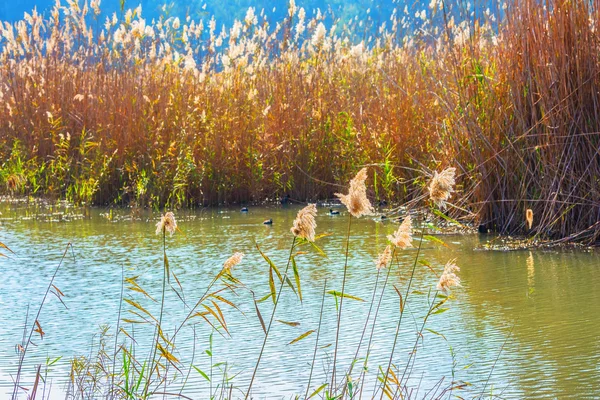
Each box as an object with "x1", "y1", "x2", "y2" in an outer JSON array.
[
  {"x1": 12, "y1": 243, "x2": 72, "y2": 400},
  {"x1": 144, "y1": 229, "x2": 167, "y2": 398},
  {"x1": 304, "y1": 278, "x2": 327, "y2": 400},
  {"x1": 378, "y1": 227, "x2": 425, "y2": 400},
  {"x1": 330, "y1": 214, "x2": 352, "y2": 395},
  {"x1": 341, "y1": 256, "x2": 384, "y2": 399},
  {"x1": 356, "y1": 248, "x2": 396, "y2": 399},
  {"x1": 110, "y1": 264, "x2": 125, "y2": 399},
  {"x1": 394, "y1": 290, "x2": 440, "y2": 398},
  {"x1": 245, "y1": 236, "x2": 297, "y2": 400}
]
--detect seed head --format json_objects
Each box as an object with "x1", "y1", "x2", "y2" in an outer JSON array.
[
  {"x1": 437, "y1": 259, "x2": 461, "y2": 294},
  {"x1": 223, "y1": 252, "x2": 244, "y2": 271},
  {"x1": 335, "y1": 168, "x2": 373, "y2": 218},
  {"x1": 526, "y1": 209, "x2": 533, "y2": 230},
  {"x1": 155, "y1": 212, "x2": 177, "y2": 236},
  {"x1": 388, "y1": 215, "x2": 413, "y2": 249},
  {"x1": 428, "y1": 167, "x2": 456, "y2": 209},
  {"x1": 375, "y1": 245, "x2": 392, "y2": 270},
  {"x1": 291, "y1": 204, "x2": 318, "y2": 242}
]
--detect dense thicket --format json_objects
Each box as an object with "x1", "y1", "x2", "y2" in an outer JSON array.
[{"x1": 1, "y1": 0, "x2": 599, "y2": 243}]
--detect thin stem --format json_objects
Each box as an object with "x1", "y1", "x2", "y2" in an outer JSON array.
[
  {"x1": 378, "y1": 228, "x2": 425, "y2": 400},
  {"x1": 304, "y1": 278, "x2": 327, "y2": 400},
  {"x1": 12, "y1": 243, "x2": 72, "y2": 400},
  {"x1": 245, "y1": 236, "x2": 297, "y2": 399},
  {"x1": 110, "y1": 264, "x2": 125, "y2": 399},
  {"x1": 394, "y1": 290, "x2": 440, "y2": 399},
  {"x1": 144, "y1": 229, "x2": 168, "y2": 397},
  {"x1": 342, "y1": 263, "x2": 383, "y2": 399},
  {"x1": 330, "y1": 214, "x2": 352, "y2": 395},
  {"x1": 357, "y1": 248, "x2": 396, "y2": 399}
]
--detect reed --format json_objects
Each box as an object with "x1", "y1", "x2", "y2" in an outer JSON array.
[{"x1": 1, "y1": 0, "x2": 599, "y2": 242}]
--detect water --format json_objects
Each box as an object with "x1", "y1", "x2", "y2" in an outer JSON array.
[{"x1": 1, "y1": 201, "x2": 599, "y2": 399}]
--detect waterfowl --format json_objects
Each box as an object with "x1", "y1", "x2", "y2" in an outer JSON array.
[
  {"x1": 241, "y1": 207, "x2": 248, "y2": 212},
  {"x1": 381, "y1": 215, "x2": 387, "y2": 220},
  {"x1": 280, "y1": 194, "x2": 291, "y2": 205},
  {"x1": 263, "y1": 219, "x2": 273, "y2": 225},
  {"x1": 329, "y1": 209, "x2": 340, "y2": 215}
]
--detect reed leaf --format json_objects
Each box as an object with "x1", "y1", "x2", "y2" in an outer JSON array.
[{"x1": 288, "y1": 330, "x2": 315, "y2": 345}]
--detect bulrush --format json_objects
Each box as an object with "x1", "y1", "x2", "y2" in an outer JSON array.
[
  {"x1": 526, "y1": 209, "x2": 534, "y2": 230},
  {"x1": 428, "y1": 167, "x2": 456, "y2": 209},
  {"x1": 388, "y1": 215, "x2": 413, "y2": 249},
  {"x1": 375, "y1": 245, "x2": 392, "y2": 270},
  {"x1": 155, "y1": 212, "x2": 177, "y2": 236},
  {"x1": 437, "y1": 259, "x2": 461, "y2": 294},
  {"x1": 223, "y1": 252, "x2": 244, "y2": 271},
  {"x1": 335, "y1": 168, "x2": 373, "y2": 218},
  {"x1": 291, "y1": 204, "x2": 318, "y2": 242}
]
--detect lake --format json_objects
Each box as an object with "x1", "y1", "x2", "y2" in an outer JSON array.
[{"x1": 1, "y1": 201, "x2": 599, "y2": 399}]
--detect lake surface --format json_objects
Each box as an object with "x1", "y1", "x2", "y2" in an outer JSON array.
[{"x1": 0, "y1": 201, "x2": 599, "y2": 399}]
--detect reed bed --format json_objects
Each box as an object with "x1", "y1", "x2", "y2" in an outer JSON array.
[{"x1": 0, "y1": 0, "x2": 599, "y2": 244}]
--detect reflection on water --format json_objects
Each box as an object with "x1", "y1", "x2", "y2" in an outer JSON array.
[{"x1": 0, "y1": 202, "x2": 599, "y2": 399}]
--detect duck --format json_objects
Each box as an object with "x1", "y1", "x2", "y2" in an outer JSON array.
[
  {"x1": 241, "y1": 207, "x2": 249, "y2": 212},
  {"x1": 329, "y1": 209, "x2": 340, "y2": 215},
  {"x1": 280, "y1": 194, "x2": 291, "y2": 205},
  {"x1": 263, "y1": 219, "x2": 273, "y2": 225},
  {"x1": 380, "y1": 215, "x2": 387, "y2": 220}
]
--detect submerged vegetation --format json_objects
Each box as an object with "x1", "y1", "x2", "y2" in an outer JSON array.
[
  {"x1": 1, "y1": 0, "x2": 599, "y2": 244},
  {"x1": 10, "y1": 167, "x2": 473, "y2": 399}
]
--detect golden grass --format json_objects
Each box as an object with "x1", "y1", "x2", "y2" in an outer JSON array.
[{"x1": 1, "y1": 0, "x2": 599, "y2": 243}]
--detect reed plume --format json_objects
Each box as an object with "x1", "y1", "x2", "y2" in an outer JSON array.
[
  {"x1": 335, "y1": 168, "x2": 373, "y2": 218},
  {"x1": 155, "y1": 212, "x2": 177, "y2": 236},
  {"x1": 526, "y1": 209, "x2": 534, "y2": 230},
  {"x1": 437, "y1": 259, "x2": 461, "y2": 294},
  {"x1": 387, "y1": 215, "x2": 413, "y2": 249},
  {"x1": 223, "y1": 252, "x2": 244, "y2": 271},
  {"x1": 375, "y1": 245, "x2": 392, "y2": 270},
  {"x1": 290, "y1": 204, "x2": 318, "y2": 242},
  {"x1": 428, "y1": 168, "x2": 456, "y2": 209}
]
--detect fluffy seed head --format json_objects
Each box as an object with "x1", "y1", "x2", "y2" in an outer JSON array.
[
  {"x1": 291, "y1": 204, "x2": 318, "y2": 241},
  {"x1": 388, "y1": 215, "x2": 413, "y2": 249},
  {"x1": 155, "y1": 212, "x2": 177, "y2": 236},
  {"x1": 437, "y1": 259, "x2": 461, "y2": 293},
  {"x1": 335, "y1": 168, "x2": 373, "y2": 218},
  {"x1": 375, "y1": 245, "x2": 392, "y2": 270},
  {"x1": 526, "y1": 209, "x2": 533, "y2": 230},
  {"x1": 223, "y1": 252, "x2": 244, "y2": 270},
  {"x1": 428, "y1": 167, "x2": 456, "y2": 209}
]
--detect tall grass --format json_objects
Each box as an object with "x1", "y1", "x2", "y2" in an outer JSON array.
[{"x1": 0, "y1": 0, "x2": 599, "y2": 243}]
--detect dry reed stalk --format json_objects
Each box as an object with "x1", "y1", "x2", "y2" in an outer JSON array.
[{"x1": 0, "y1": 0, "x2": 599, "y2": 243}]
